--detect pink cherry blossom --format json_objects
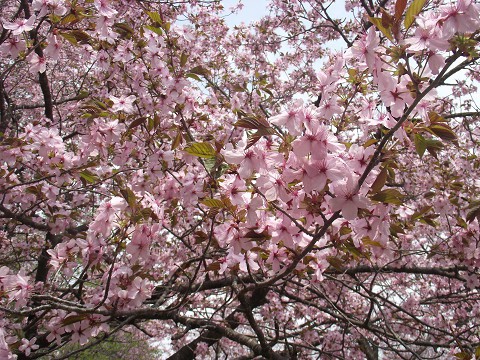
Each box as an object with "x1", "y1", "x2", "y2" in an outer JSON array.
[
  {"x1": 329, "y1": 175, "x2": 370, "y2": 220},
  {"x1": 110, "y1": 94, "x2": 137, "y2": 113},
  {"x1": 19, "y1": 337, "x2": 39, "y2": 356},
  {"x1": 2, "y1": 15, "x2": 36, "y2": 35}
]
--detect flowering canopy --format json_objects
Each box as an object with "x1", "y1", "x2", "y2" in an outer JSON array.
[{"x1": 1, "y1": 0, "x2": 480, "y2": 359}]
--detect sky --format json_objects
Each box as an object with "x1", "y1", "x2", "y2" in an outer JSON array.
[{"x1": 221, "y1": 0, "x2": 270, "y2": 27}]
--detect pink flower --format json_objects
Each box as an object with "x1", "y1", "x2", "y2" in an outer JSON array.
[
  {"x1": 404, "y1": 16, "x2": 449, "y2": 52},
  {"x1": 269, "y1": 100, "x2": 305, "y2": 136},
  {"x1": 267, "y1": 244, "x2": 288, "y2": 272},
  {"x1": 302, "y1": 156, "x2": 344, "y2": 193},
  {"x1": 439, "y1": 0, "x2": 480, "y2": 38},
  {"x1": 347, "y1": 27, "x2": 379, "y2": 70},
  {"x1": 292, "y1": 125, "x2": 343, "y2": 159},
  {"x1": 19, "y1": 337, "x2": 39, "y2": 356},
  {"x1": 222, "y1": 142, "x2": 280, "y2": 179},
  {"x1": 377, "y1": 73, "x2": 413, "y2": 118},
  {"x1": 256, "y1": 173, "x2": 289, "y2": 202},
  {"x1": 318, "y1": 95, "x2": 342, "y2": 119},
  {"x1": 28, "y1": 53, "x2": 47, "y2": 73},
  {"x1": 2, "y1": 16, "x2": 36, "y2": 35},
  {"x1": 329, "y1": 175, "x2": 370, "y2": 220},
  {"x1": 32, "y1": 0, "x2": 67, "y2": 17},
  {"x1": 94, "y1": 0, "x2": 117, "y2": 17},
  {"x1": 46, "y1": 325, "x2": 66, "y2": 345},
  {"x1": 110, "y1": 94, "x2": 137, "y2": 113},
  {"x1": 347, "y1": 144, "x2": 375, "y2": 174},
  {"x1": 70, "y1": 321, "x2": 91, "y2": 345},
  {"x1": 0, "y1": 36, "x2": 26, "y2": 58},
  {"x1": 44, "y1": 34, "x2": 63, "y2": 61},
  {"x1": 126, "y1": 224, "x2": 154, "y2": 262}
]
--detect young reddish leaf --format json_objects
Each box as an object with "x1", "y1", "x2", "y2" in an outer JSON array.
[
  {"x1": 380, "y1": 9, "x2": 394, "y2": 28},
  {"x1": 128, "y1": 117, "x2": 147, "y2": 130},
  {"x1": 184, "y1": 142, "x2": 216, "y2": 158},
  {"x1": 69, "y1": 30, "x2": 90, "y2": 44},
  {"x1": 326, "y1": 256, "x2": 344, "y2": 270},
  {"x1": 404, "y1": 0, "x2": 427, "y2": 29},
  {"x1": 246, "y1": 133, "x2": 262, "y2": 149},
  {"x1": 207, "y1": 262, "x2": 220, "y2": 271},
  {"x1": 466, "y1": 200, "x2": 480, "y2": 223},
  {"x1": 234, "y1": 117, "x2": 262, "y2": 130},
  {"x1": 370, "y1": 166, "x2": 388, "y2": 193},
  {"x1": 411, "y1": 206, "x2": 432, "y2": 221},
  {"x1": 172, "y1": 130, "x2": 183, "y2": 150},
  {"x1": 234, "y1": 115, "x2": 272, "y2": 130},
  {"x1": 62, "y1": 314, "x2": 88, "y2": 326},
  {"x1": 394, "y1": 0, "x2": 408, "y2": 20},
  {"x1": 189, "y1": 65, "x2": 210, "y2": 77}
]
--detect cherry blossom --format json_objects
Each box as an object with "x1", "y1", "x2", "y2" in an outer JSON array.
[
  {"x1": 0, "y1": 0, "x2": 479, "y2": 358},
  {"x1": 110, "y1": 94, "x2": 137, "y2": 113},
  {"x1": 2, "y1": 16, "x2": 36, "y2": 35}
]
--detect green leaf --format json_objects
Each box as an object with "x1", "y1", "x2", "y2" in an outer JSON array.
[
  {"x1": 120, "y1": 188, "x2": 137, "y2": 209},
  {"x1": 180, "y1": 52, "x2": 189, "y2": 67},
  {"x1": 186, "y1": 73, "x2": 202, "y2": 81},
  {"x1": 59, "y1": 13, "x2": 78, "y2": 25},
  {"x1": 428, "y1": 123, "x2": 457, "y2": 142},
  {"x1": 414, "y1": 133, "x2": 427, "y2": 157},
  {"x1": 59, "y1": 31, "x2": 78, "y2": 45},
  {"x1": 411, "y1": 206, "x2": 432, "y2": 221},
  {"x1": 475, "y1": 345, "x2": 480, "y2": 359},
  {"x1": 369, "y1": 17, "x2": 394, "y2": 41},
  {"x1": 200, "y1": 198, "x2": 225, "y2": 208},
  {"x1": 146, "y1": 11, "x2": 162, "y2": 24},
  {"x1": 404, "y1": 0, "x2": 427, "y2": 29},
  {"x1": 370, "y1": 189, "x2": 404, "y2": 205},
  {"x1": 428, "y1": 111, "x2": 446, "y2": 123},
  {"x1": 80, "y1": 170, "x2": 98, "y2": 184},
  {"x1": 425, "y1": 139, "x2": 444, "y2": 158},
  {"x1": 184, "y1": 142, "x2": 216, "y2": 158},
  {"x1": 144, "y1": 25, "x2": 163, "y2": 35}
]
